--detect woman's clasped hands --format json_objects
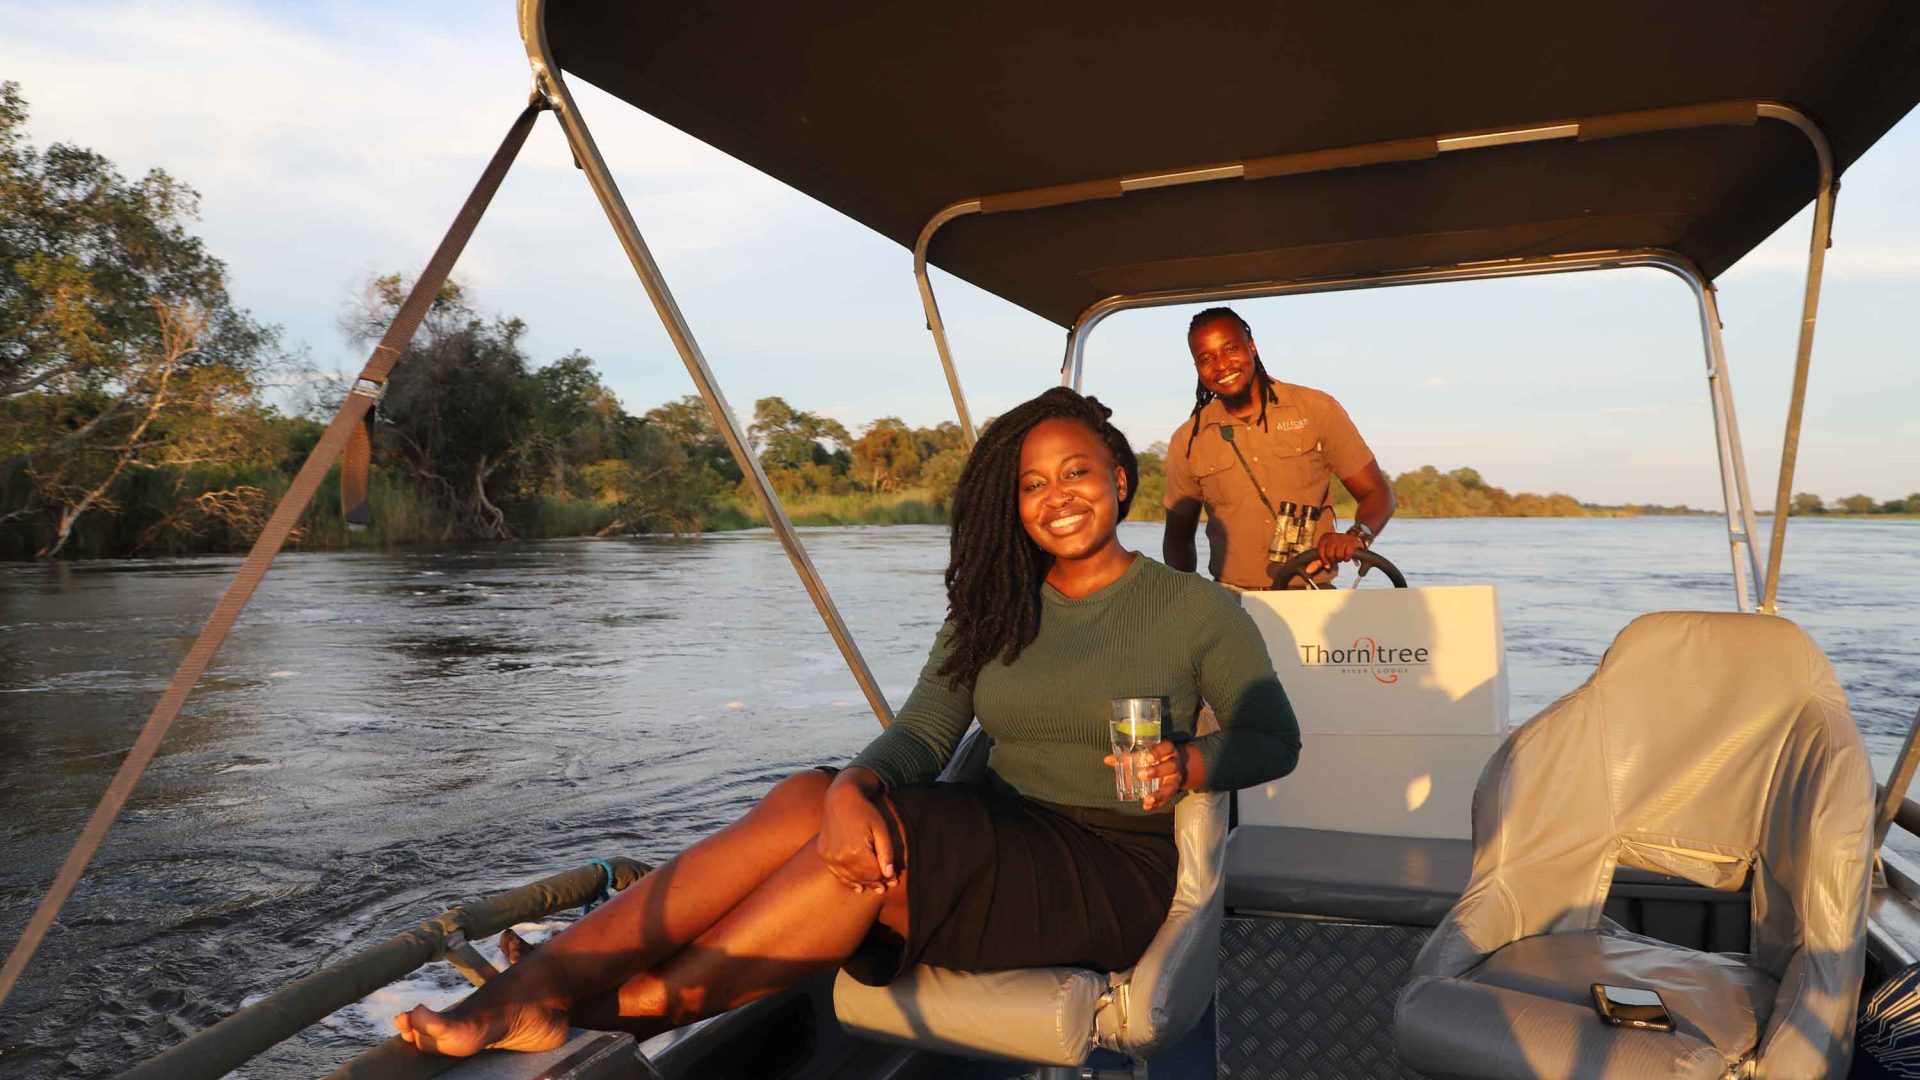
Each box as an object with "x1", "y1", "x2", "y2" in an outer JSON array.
[{"x1": 818, "y1": 767, "x2": 899, "y2": 894}]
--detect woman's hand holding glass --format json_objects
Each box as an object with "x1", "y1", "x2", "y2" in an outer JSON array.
[
  {"x1": 819, "y1": 767, "x2": 898, "y2": 894},
  {"x1": 1102, "y1": 742, "x2": 1205, "y2": 811}
]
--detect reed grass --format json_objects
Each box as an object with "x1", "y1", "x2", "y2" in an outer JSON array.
[{"x1": 727, "y1": 489, "x2": 952, "y2": 528}]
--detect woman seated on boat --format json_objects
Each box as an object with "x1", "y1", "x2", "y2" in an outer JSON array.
[{"x1": 394, "y1": 387, "x2": 1301, "y2": 1056}]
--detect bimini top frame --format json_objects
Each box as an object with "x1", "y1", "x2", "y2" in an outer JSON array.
[
  {"x1": 1056, "y1": 249, "x2": 1768, "y2": 613},
  {"x1": 912, "y1": 102, "x2": 1834, "y2": 615}
]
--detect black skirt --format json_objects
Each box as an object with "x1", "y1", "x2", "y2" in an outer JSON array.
[{"x1": 837, "y1": 771, "x2": 1178, "y2": 987}]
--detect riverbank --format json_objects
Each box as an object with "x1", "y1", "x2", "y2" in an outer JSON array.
[{"x1": 21, "y1": 459, "x2": 1915, "y2": 561}]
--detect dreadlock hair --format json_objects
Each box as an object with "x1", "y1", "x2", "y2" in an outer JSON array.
[
  {"x1": 1183, "y1": 306, "x2": 1278, "y2": 456},
  {"x1": 936, "y1": 387, "x2": 1139, "y2": 687}
]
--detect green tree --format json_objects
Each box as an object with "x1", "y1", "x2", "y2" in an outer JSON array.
[
  {"x1": 0, "y1": 82, "x2": 282, "y2": 556},
  {"x1": 749, "y1": 396, "x2": 852, "y2": 494},
  {"x1": 643, "y1": 395, "x2": 741, "y2": 483},
  {"x1": 1789, "y1": 492, "x2": 1825, "y2": 515},
  {"x1": 350, "y1": 276, "x2": 540, "y2": 539},
  {"x1": 1131, "y1": 447, "x2": 1166, "y2": 521},
  {"x1": 850, "y1": 417, "x2": 920, "y2": 492},
  {"x1": 916, "y1": 448, "x2": 968, "y2": 496},
  {"x1": 525, "y1": 352, "x2": 624, "y2": 494},
  {"x1": 578, "y1": 422, "x2": 721, "y2": 536},
  {"x1": 912, "y1": 420, "x2": 966, "y2": 460},
  {"x1": 1837, "y1": 493, "x2": 1878, "y2": 515}
]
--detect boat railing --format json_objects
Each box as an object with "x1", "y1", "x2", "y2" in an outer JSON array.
[{"x1": 116, "y1": 858, "x2": 649, "y2": 1080}]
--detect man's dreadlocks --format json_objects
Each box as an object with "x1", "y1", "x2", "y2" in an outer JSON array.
[
  {"x1": 936, "y1": 387, "x2": 1139, "y2": 687},
  {"x1": 1183, "y1": 306, "x2": 1278, "y2": 456}
]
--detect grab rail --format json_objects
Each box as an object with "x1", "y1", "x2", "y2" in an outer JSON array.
[
  {"x1": 1896, "y1": 796, "x2": 1920, "y2": 844},
  {"x1": 120, "y1": 858, "x2": 648, "y2": 1080}
]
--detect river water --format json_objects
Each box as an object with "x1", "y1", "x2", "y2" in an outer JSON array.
[{"x1": 0, "y1": 518, "x2": 1916, "y2": 1076}]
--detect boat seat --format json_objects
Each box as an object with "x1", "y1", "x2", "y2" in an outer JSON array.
[
  {"x1": 1226, "y1": 825, "x2": 1750, "y2": 945},
  {"x1": 833, "y1": 728, "x2": 1228, "y2": 1067},
  {"x1": 1399, "y1": 930, "x2": 1779, "y2": 1079},
  {"x1": 1396, "y1": 612, "x2": 1875, "y2": 1080}
]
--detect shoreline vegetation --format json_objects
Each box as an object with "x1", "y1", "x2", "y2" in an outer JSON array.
[{"x1": 4, "y1": 82, "x2": 1914, "y2": 561}]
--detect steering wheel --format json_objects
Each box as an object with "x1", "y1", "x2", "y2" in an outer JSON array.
[{"x1": 1268, "y1": 546, "x2": 1408, "y2": 590}]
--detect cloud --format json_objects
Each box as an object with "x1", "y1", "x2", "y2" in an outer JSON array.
[
  {"x1": 0, "y1": 0, "x2": 799, "y2": 394},
  {"x1": 1725, "y1": 240, "x2": 1920, "y2": 281},
  {"x1": 1423, "y1": 377, "x2": 1451, "y2": 389}
]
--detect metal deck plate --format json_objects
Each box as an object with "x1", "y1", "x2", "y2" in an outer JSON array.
[{"x1": 1216, "y1": 916, "x2": 1427, "y2": 1079}]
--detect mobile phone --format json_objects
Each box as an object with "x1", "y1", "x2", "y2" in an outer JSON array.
[{"x1": 1590, "y1": 984, "x2": 1675, "y2": 1032}]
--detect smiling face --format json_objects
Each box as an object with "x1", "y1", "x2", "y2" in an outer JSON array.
[
  {"x1": 1017, "y1": 417, "x2": 1129, "y2": 561},
  {"x1": 1189, "y1": 315, "x2": 1259, "y2": 405}
]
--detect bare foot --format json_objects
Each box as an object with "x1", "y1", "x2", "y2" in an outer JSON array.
[
  {"x1": 393, "y1": 992, "x2": 570, "y2": 1056},
  {"x1": 500, "y1": 928, "x2": 532, "y2": 966}
]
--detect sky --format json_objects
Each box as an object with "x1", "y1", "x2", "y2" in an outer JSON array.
[{"x1": 3, "y1": 0, "x2": 1916, "y2": 508}]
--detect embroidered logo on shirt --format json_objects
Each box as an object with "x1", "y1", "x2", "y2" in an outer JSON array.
[{"x1": 1273, "y1": 418, "x2": 1308, "y2": 431}]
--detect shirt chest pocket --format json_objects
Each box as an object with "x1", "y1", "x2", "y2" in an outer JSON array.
[
  {"x1": 1252, "y1": 437, "x2": 1328, "y2": 505},
  {"x1": 1186, "y1": 444, "x2": 1249, "y2": 510},
  {"x1": 1196, "y1": 430, "x2": 1328, "y2": 512}
]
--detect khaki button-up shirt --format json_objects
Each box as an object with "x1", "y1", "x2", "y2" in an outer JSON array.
[{"x1": 1164, "y1": 382, "x2": 1376, "y2": 589}]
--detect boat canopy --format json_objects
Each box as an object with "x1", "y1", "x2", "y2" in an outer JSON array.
[{"x1": 544, "y1": 0, "x2": 1920, "y2": 327}]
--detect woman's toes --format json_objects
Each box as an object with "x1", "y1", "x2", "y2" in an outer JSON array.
[{"x1": 500, "y1": 928, "x2": 531, "y2": 965}]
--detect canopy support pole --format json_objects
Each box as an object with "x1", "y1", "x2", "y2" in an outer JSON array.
[
  {"x1": 909, "y1": 102, "x2": 1833, "y2": 610},
  {"x1": 914, "y1": 204, "x2": 983, "y2": 447},
  {"x1": 1695, "y1": 283, "x2": 1765, "y2": 611},
  {"x1": 1060, "y1": 250, "x2": 1775, "y2": 614},
  {"x1": 520, "y1": 0, "x2": 893, "y2": 727},
  {"x1": 0, "y1": 99, "x2": 549, "y2": 1013},
  {"x1": 1755, "y1": 104, "x2": 1837, "y2": 615}
]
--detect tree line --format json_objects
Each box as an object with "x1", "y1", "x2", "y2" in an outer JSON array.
[{"x1": 1790, "y1": 491, "x2": 1920, "y2": 516}]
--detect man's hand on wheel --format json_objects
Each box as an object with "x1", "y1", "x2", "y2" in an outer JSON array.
[{"x1": 1313, "y1": 530, "x2": 1365, "y2": 568}]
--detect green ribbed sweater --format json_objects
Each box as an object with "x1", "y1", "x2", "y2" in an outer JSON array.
[{"x1": 849, "y1": 556, "x2": 1300, "y2": 813}]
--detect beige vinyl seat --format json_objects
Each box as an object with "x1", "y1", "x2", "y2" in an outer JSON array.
[
  {"x1": 834, "y1": 729, "x2": 1228, "y2": 1072},
  {"x1": 1395, "y1": 612, "x2": 1875, "y2": 1080}
]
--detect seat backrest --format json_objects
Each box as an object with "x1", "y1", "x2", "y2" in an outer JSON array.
[
  {"x1": 1435, "y1": 612, "x2": 1871, "y2": 981},
  {"x1": 1094, "y1": 787, "x2": 1229, "y2": 1053}
]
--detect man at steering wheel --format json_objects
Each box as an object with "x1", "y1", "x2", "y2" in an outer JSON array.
[{"x1": 1163, "y1": 307, "x2": 1396, "y2": 590}]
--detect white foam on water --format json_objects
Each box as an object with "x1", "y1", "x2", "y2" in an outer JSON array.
[
  {"x1": 725, "y1": 701, "x2": 746, "y2": 709},
  {"x1": 323, "y1": 919, "x2": 575, "y2": 1038},
  {"x1": 268, "y1": 671, "x2": 296, "y2": 679},
  {"x1": 325, "y1": 964, "x2": 470, "y2": 1036}
]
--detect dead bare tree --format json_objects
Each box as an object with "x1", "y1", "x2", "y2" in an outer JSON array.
[{"x1": 34, "y1": 301, "x2": 206, "y2": 558}]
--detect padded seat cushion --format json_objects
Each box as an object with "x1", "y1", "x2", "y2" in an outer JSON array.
[
  {"x1": 1224, "y1": 825, "x2": 1472, "y2": 926},
  {"x1": 1397, "y1": 932, "x2": 1777, "y2": 1080}
]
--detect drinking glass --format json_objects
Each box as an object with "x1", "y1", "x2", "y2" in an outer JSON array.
[{"x1": 1110, "y1": 697, "x2": 1164, "y2": 802}]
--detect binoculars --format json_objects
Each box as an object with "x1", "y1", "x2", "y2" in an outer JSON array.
[{"x1": 1266, "y1": 501, "x2": 1324, "y2": 563}]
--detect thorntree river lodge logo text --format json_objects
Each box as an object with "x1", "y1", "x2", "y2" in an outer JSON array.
[{"x1": 1299, "y1": 638, "x2": 1431, "y2": 684}]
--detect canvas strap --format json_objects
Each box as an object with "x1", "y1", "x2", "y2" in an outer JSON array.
[{"x1": 1217, "y1": 424, "x2": 1280, "y2": 518}]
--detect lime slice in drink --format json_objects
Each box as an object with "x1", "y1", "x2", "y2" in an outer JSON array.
[{"x1": 1115, "y1": 719, "x2": 1161, "y2": 739}]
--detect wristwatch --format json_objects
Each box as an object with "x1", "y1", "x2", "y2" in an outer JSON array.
[{"x1": 1346, "y1": 522, "x2": 1375, "y2": 548}]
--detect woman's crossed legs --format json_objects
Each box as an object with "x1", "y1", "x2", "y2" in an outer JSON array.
[{"x1": 394, "y1": 769, "x2": 909, "y2": 1056}]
